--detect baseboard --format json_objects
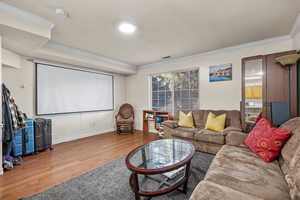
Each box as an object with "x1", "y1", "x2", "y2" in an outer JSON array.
[{"x1": 53, "y1": 128, "x2": 115, "y2": 145}]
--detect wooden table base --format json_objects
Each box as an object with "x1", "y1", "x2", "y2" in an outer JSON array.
[{"x1": 130, "y1": 160, "x2": 192, "y2": 200}]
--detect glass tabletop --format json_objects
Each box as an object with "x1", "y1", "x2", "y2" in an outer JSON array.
[{"x1": 127, "y1": 139, "x2": 195, "y2": 171}]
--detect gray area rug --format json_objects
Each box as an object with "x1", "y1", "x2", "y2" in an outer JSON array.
[{"x1": 21, "y1": 152, "x2": 214, "y2": 200}]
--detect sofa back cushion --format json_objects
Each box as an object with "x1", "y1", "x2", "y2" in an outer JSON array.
[
  {"x1": 279, "y1": 118, "x2": 300, "y2": 170},
  {"x1": 174, "y1": 109, "x2": 241, "y2": 129},
  {"x1": 285, "y1": 142, "x2": 300, "y2": 200},
  {"x1": 203, "y1": 110, "x2": 241, "y2": 129},
  {"x1": 175, "y1": 110, "x2": 206, "y2": 128},
  {"x1": 279, "y1": 117, "x2": 300, "y2": 199}
]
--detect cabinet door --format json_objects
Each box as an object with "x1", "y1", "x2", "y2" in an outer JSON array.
[
  {"x1": 242, "y1": 56, "x2": 265, "y2": 125},
  {"x1": 265, "y1": 50, "x2": 297, "y2": 119}
]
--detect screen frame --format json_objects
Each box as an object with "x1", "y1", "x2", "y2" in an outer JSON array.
[{"x1": 35, "y1": 63, "x2": 114, "y2": 116}]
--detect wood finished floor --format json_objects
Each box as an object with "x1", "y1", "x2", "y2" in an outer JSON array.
[{"x1": 0, "y1": 131, "x2": 158, "y2": 200}]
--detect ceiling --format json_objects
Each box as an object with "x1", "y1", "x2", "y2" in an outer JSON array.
[{"x1": 2, "y1": 0, "x2": 300, "y2": 66}]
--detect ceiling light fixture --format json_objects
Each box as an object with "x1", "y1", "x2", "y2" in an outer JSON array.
[{"x1": 118, "y1": 22, "x2": 137, "y2": 34}]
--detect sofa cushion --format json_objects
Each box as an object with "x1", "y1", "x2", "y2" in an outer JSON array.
[
  {"x1": 285, "y1": 144, "x2": 300, "y2": 200},
  {"x1": 222, "y1": 126, "x2": 242, "y2": 135},
  {"x1": 204, "y1": 145, "x2": 290, "y2": 200},
  {"x1": 172, "y1": 127, "x2": 197, "y2": 139},
  {"x1": 191, "y1": 110, "x2": 206, "y2": 129},
  {"x1": 162, "y1": 120, "x2": 178, "y2": 129},
  {"x1": 279, "y1": 118, "x2": 300, "y2": 200},
  {"x1": 194, "y1": 129, "x2": 225, "y2": 145},
  {"x1": 203, "y1": 110, "x2": 241, "y2": 129},
  {"x1": 226, "y1": 130, "x2": 248, "y2": 148},
  {"x1": 204, "y1": 112, "x2": 226, "y2": 132},
  {"x1": 190, "y1": 181, "x2": 264, "y2": 200},
  {"x1": 279, "y1": 117, "x2": 300, "y2": 171},
  {"x1": 244, "y1": 118, "x2": 291, "y2": 162},
  {"x1": 175, "y1": 109, "x2": 241, "y2": 130},
  {"x1": 178, "y1": 111, "x2": 195, "y2": 128}
]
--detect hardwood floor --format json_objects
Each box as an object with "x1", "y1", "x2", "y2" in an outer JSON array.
[{"x1": 0, "y1": 131, "x2": 158, "y2": 200}]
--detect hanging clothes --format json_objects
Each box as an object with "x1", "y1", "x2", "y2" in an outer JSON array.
[{"x1": 2, "y1": 84, "x2": 27, "y2": 157}]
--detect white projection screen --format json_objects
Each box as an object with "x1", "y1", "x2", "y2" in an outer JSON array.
[{"x1": 36, "y1": 63, "x2": 114, "y2": 115}]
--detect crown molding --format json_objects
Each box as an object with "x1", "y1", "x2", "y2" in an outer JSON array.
[
  {"x1": 33, "y1": 42, "x2": 137, "y2": 74},
  {"x1": 0, "y1": 2, "x2": 54, "y2": 38},
  {"x1": 44, "y1": 42, "x2": 134, "y2": 68},
  {"x1": 139, "y1": 35, "x2": 292, "y2": 69}
]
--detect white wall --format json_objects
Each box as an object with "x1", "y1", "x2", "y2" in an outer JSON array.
[
  {"x1": 126, "y1": 38, "x2": 294, "y2": 130},
  {"x1": 2, "y1": 57, "x2": 127, "y2": 144},
  {"x1": 293, "y1": 31, "x2": 300, "y2": 50},
  {"x1": 2, "y1": 48, "x2": 21, "y2": 68}
]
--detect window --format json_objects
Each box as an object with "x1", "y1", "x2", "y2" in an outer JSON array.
[{"x1": 151, "y1": 69, "x2": 199, "y2": 115}]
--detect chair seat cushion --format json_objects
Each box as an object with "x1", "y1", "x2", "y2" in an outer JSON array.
[
  {"x1": 117, "y1": 118, "x2": 134, "y2": 123},
  {"x1": 204, "y1": 145, "x2": 290, "y2": 200},
  {"x1": 172, "y1": 127, "x2": 197, "y2": 139},
  {"x1": 194, "y1": 129, "x2": 225, "y2": 145}
]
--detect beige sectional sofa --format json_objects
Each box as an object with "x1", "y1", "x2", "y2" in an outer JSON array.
[
  {"x1": 162, "y1": 110, "x2": 300, "y2": 200},
  {"x1": 162, "y1": 110, "x2": 243, "y2": 154}
]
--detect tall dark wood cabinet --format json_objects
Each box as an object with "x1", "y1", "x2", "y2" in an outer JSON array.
[{"x1": 241, "y1": 50, "x2": 297, "y2": 127}]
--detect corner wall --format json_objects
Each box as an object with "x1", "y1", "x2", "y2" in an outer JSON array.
[
  {"x1": 126, "y1": 38, "x2": 294, "y2": 130},
  {"x1": 2, "y1": 57, "x2": 127, "y2": 144}
]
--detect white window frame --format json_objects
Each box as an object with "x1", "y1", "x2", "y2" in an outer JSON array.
[{"x1": 149, "y1": 68, "x2": 200, "y2": 115}]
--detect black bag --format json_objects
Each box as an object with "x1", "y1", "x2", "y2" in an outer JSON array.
[{"x1": 34, "y1": 118, "x2": 53, "y2": 152}]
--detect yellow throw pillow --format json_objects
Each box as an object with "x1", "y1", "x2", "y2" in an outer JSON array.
[
  {"x1": 205, "y1": 112, "x2": 226, "y2": 132},
  {"x1": 178, "y1": 111, "x2": 195, "y2": 128}
]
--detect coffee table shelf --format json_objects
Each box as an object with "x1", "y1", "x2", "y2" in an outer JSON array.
[{"x1": 126, "y1": 139, "x2": 195, "y2": 200}]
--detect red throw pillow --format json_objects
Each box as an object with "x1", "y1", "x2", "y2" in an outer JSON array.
[
  {"x1": 255, "y1": 112, "x2": 263, "y2": 123},
  {"x1": 244, "y1": 118, "x2": 291, "y2": 162}
]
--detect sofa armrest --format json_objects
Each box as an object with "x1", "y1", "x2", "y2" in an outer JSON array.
[
  {"x1": 162, "y1": 120, "x2": 178, "y2": 129},
  {"x1": 223, "y1": 126, "x2": 242, "y2": 135},
  {"x1": 226, "y1": 130, "x2": 248, "y2": 148}
]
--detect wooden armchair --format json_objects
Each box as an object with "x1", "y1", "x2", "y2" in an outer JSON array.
[{"x1": 115, "y1": 103, "x2": 135, "y2": 134}]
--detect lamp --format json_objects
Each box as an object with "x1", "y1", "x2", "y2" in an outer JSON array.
[{"x1": 275, "y1": 53, "x2": 300, "y2": 115}]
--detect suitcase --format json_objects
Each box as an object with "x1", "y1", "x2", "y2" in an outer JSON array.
[
  {"x1": 34, "y1": 118, "x2": 53, "y2": 152},
  {"x1": 12, "y1": 119, "x2": 35, "y2": 156}
]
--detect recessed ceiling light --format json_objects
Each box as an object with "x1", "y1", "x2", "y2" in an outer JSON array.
[{"x1": 118, "y1": 22, "x2": 137, "y2": 34}]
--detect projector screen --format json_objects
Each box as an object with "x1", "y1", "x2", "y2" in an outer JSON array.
[{"x1": 36, "y1": 63, "x2": 114, "y2": 115}]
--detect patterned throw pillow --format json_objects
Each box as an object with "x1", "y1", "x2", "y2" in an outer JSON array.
[{"x1": 244, "y1": 118, "x2": 291, "y2": 162}]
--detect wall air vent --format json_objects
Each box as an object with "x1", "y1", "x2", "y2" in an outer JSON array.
[{"x1": 162, "y1": 56, "x2": 171, "y2": 59}]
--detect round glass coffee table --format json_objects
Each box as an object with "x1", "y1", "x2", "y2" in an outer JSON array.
[{"x1": 125, "y1": 139, "x2": 195, "y2": 200}]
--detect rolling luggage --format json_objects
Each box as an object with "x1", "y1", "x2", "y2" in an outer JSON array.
[
  {"x1": 34, "y1": 118, "x2": 52, "y2": 152},
  {"x1": 12, "y1": 119, "x2": 35, "y2": 156}
]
